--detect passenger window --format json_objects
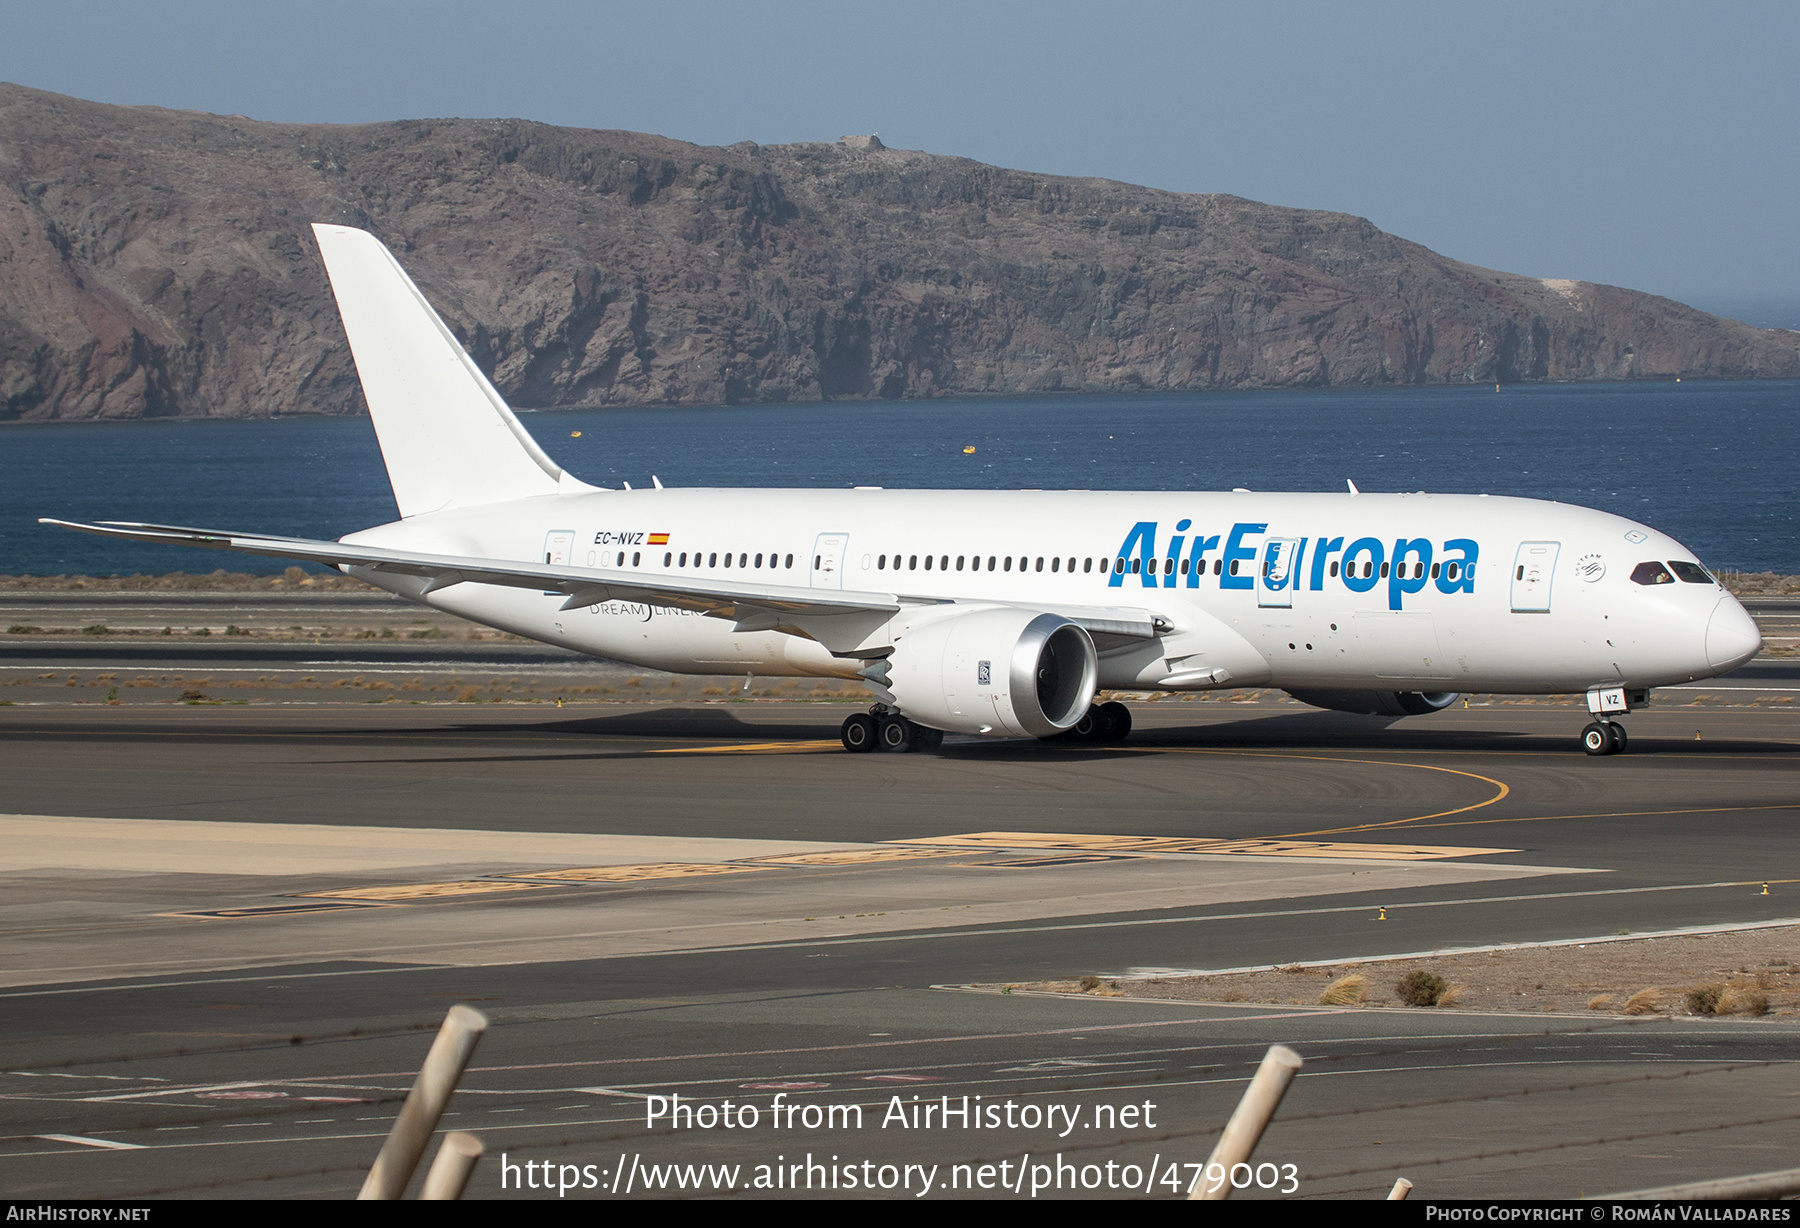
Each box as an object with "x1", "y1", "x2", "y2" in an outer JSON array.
[
  {"x1": 1116, "y1": 557, "x2": 1127, "y2": 573},
  {"x1": 987, "y1": 556, "x2": 997, "y2": 570},
  {"x1": 1130, "y1": 559, "x2": 1140, "y2": 574},
  {"x1": 877, "y1": 555, "x2": 886, "y2": 569},
  {"x1": 679, "y1": 552, "x2": 687, "y2": 566},
  {"x1": 957, "y1": 556, "x2": 965, "y2": 571},
  {"x1": 1180, "y1": 559, "x2": 1189, "y2": 575},
  {"x1": 708, "y1": 552, "x2": 717, "y2": 567},
  {"x1": 1228, "y1": 560, "x2": 1238, "y2": 576},
  {"x1": 1213, "y1": 559, "x2": 1222, "y2": 575},
  {"x1": 755, "y1": 553, "x2": 763, "y2": 568},
  {"x1": 924, "y1": 555, "x2": 933, "y2": 570},
  {"x1": 1085, "y1": 558, "x2": 1094, "y2": 573},
  {"x1": 1631, "y1": 561, "x2": 1675, "y2": 585},
  {"x1": 1329, "y1": 561, "x2": 1339, "y2": 578},
  {"x1": 617, "y1": 552, "x2": 626, "y2": 566},
  {"x1": 739, "y1": 553, "x2": 747, "y2": 568},
  {"x1": 724, "y1": 553, "x2": 732, "y2": 568},
  {"x1": 1380, "y1": 562, "x2": 1389, "y2": 578},
  {"x1": 663, "y1": 552, "x2": 672, "y2": 567},
  {"x1": 1050, "y1": 558, "x2": 1059, "y2": 573},
  {"x1": 941, "y1": 555, "x2": 949, "y2": 570},
  {"x1": 908, "y1": 555, "x2": 917, "y2": 570},
  {"x1": 1002, "y1": 557, "x2": 1012, "y2": 572},
  {"x1": 785, "y1": 554, "x2": 794, "y2": 568},
  {"x1": 1431, "y1": 563, "x2": 1440, "y2": 579},
  {"x1": 1446, "y1": 562, "x2": 1458, "y2": 581},
  {"x1": 1669, "y1": 561, "x2": 1714, "y2": 584}
]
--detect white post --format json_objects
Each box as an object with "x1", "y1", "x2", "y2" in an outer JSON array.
[
  {"x1": 1188, "y1": 1044, "x2": 1304, "y2": 1200},
  {"x1": 419, "y1": 1131, "x2": 485, "y2": 1201},
  {"x1": 1388, "y1": 1177, "x2": 1413, "y2": 1200},
  {"x1": 357, "y1": 1005, "x2": 489, "y2": 1200}
]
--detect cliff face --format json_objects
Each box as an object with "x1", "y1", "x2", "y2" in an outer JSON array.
[{"x1": 2, "y1": 83, "x2": 1796, "y2": 421}]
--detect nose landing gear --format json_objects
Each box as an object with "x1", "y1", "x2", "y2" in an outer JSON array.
[
  {"x1": 1581, "y1": 686, "x2": 1642, "y2": 756},
  {"x1": 1581, "y1": 720, "x2": 1628, "y2": 756}
]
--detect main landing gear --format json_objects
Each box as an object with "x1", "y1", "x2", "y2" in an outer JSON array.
[
  {"x1": 840, "y1": 707, "x2": 943, "y2": 754},
  {"x1": 1049, "y1": 701, "x2": 1133, "y2": 745}
]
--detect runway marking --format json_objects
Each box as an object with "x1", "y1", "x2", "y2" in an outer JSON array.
[
  {"x1": 1318, "y1": 801, "x2": 1800, "y2": 836},
  {"x1": 1112, "y1": 916, "x2": 1800, "y2": 978},
  {"x1": 292, "y1": 880, "x2": 555, "y2": 901},
  {"x1": 651, "y1": 739, "x2": 843, "y2": 755},
  {"x1": 161, "y1": 902, "x2": 386, "y2": 921},
  {"x1": 966, "y1": 854, "x2": 1152, "y2": 868},
  {"x1": 894, "y1": 831, "x2": 1516, "y2": 861},
  {"x1": 504, "y1": 863, "x2": 771, "y2": 883},
  {"x1": 34, "y1": 1134, "x2": 143, "y2": 1150},
  {"x1": 742, "y1": 848, "x2": 964, "y2": 866}
]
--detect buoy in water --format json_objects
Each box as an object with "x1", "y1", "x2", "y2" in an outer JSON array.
[
  {"x1": 962, "y1": 446, "x2": 976, "y2": 454},
  {"x1": 571, "y1": 430, "x2": 582, "y2": 437}
]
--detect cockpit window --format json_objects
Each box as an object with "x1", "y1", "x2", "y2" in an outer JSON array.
[
  {"x1": 1630, "y1": 561, "x2": 1675, "y2": 586},
  {"x1": 1668, "y1": 560, "x2": 1714, "y2": 585}
]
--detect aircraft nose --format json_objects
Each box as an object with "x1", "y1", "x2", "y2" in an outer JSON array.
[{"x1": 1706, "y1": 597, "x2": 1762, "y2": 671}]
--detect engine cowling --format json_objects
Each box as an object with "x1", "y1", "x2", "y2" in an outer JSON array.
[
  {"x1": 1285, "y1": 690, "x2": 1461, "y2": 717},
  {"x1": 887, "y1": 607, "x2": 1099, "y2": 736}
]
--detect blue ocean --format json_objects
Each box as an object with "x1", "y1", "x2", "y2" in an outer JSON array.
[{"x1": 3, "y1": 380, "x2": 1796, "y2": 576}]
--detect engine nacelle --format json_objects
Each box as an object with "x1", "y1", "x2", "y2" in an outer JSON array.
[
  {"x1": 1285, "y1": 689, "x2": 1461, "y2": 717},
  {"x1": 887, "y1": 607, "x2": 1098, "y2": 737}
]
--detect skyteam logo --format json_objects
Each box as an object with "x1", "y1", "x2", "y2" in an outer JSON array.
[{"x1": 1107, "y1": 520, "x2": 1479, "y2": 611}]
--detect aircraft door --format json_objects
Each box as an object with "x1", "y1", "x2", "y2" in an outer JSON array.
[
  {"x1": 1511, "y1": 541, "x2": 1560, "y2": 612},
  {"x1": 811, "y1": 533, "x2": 849, "y2": 589},
  {"x1": 1258, "y1": 538, "x2": 1302, "y2": 609},
  {"x1": 543, "y1": 530, "x2": 576, "y2": 595}
]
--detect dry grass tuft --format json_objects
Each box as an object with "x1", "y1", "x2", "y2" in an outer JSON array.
[
  {"x1": 1719, "y1": 987, "x2": 1771, "y2": 1017},
  {"x1": 1587, "y1": 994, "x2": 1615, "y2": 1011},
  {"x1": 1621, "y1": 988, "x2": 1664, "y2": 1015},
  {"x1": 455, "y1": 687, "x2": 481, "y2": 703},
  {"x1": 1319, "y1": 974, "x2": 1368, "y2": 1006},
  {"x1": 1436, "y1": 984, "x2": 1467, "y2": 1009}
]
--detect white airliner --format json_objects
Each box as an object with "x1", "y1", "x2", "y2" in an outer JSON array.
[{"x1": 44, "y1": 225, "x2": 1763, "y2": 756}]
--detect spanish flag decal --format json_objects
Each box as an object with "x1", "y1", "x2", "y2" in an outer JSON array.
[{"x1": 648, "y1": 533, "x2": 670, "y2": 546}]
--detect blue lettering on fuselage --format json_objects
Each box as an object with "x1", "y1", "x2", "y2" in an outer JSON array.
[{"x1": 1109, "y1": 521, "x2": 1480, "y2": 609}]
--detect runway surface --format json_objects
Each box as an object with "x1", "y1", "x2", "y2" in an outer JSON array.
[{"x1": 3, "y1": 685, "x2": 1799, "y2": 1201}]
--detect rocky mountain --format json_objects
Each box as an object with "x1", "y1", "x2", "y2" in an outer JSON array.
[{"x1": 2, "y1": 82, "x2": 1796, "y2": 421}]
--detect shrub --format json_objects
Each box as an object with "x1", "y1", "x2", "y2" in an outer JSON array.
[
  {"x1": 1621, "y1": 989, "x2": 1663, "y2": 1015},
  {"x1": 1319, "y1": 974, "x2": 1368, "y2": 1006},
  {"x1": 1686, "y1": 985, "x2": 1723, "y2": 1016},
  {"x1": 82, "y1": 624, "x2": 109, "y2": 635},
  {"x1": 1396, "y1": 970, "x2": 1449, "y2": 1007},
  {"x1": 7, "y1": 624, "x2": 38, "y2": 634}
]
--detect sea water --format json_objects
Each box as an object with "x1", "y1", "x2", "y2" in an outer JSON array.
[{"x1": 2, "y1": 380, "x2": 1795, "y2": 576}]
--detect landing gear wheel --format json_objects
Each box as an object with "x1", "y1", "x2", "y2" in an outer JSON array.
[
  {"x1": 914, "y1": 725, "x2": 944, "y2": 753},
  {"x1": 1608, "y1": 722, "x2": 1628, "y2": 754},
  {"x1": 1581, "y1": 722, "x2": 1613, "y2": 756},
  {"x1": 1098, "y1": 701, "x2": 1133, "y2": 743},
  {"x1": 878, "y1": 714, "x2": 915, "y2": 752},
  {"x1": 840, "y1": 713, "x2": 877, "y2": 753},
  {"x1": 1065, "y1": 708, "x2": 1100, "y2": 743}
]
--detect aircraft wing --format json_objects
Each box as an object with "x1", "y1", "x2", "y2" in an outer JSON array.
[{"x1": 39, "y1": 518, "x2": 1162, "y2": 648}]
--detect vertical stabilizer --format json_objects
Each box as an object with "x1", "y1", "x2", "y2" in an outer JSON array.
[{"x1": 311, "y1": 224, "x2": 570, "y2": 517}]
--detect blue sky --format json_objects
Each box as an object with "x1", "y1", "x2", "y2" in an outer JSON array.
[{"x1": 2, "y1": 1, "x2": 1795, "y2": 322}]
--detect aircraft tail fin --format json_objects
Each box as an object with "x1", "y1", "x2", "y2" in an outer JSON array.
[{"x1": 311, "y1": 224, "x2": 575, "y2": 518}]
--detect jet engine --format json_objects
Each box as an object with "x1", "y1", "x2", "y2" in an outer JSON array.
[
  {"x1": 882, "y1": 608, "x2": 1098, "y2": 737},
  {"x1": 1285, "y1": 690, "x2": 1461, "y2": 717}
]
